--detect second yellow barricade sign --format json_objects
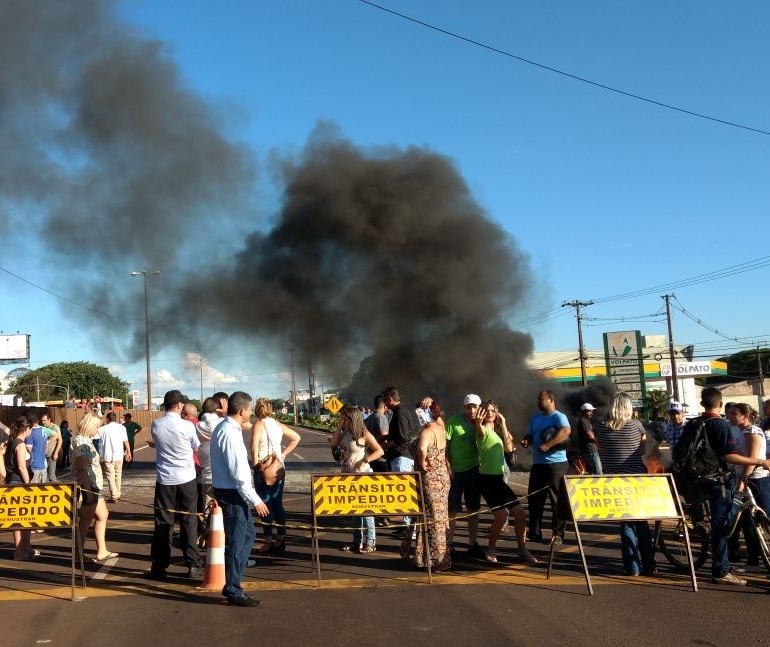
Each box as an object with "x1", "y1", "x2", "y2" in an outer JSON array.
[{"x1": 566, "y1": 474, "x2": 679, "y2": 521}]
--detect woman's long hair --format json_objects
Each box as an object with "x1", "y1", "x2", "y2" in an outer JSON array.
[
  {"x1": 340, "y1": 405, "x2": 366, "y2": 441},
  {"x1": 604, "y1": 392, "x2": 633, "y2": 430},
  {"x1": 485, "y1": 400, "x2": 512, "y2": 446}
]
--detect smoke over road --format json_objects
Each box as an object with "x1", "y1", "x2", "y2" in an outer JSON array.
[{"x1": 1, "y1": 1, "x2": 547, "y2": 418}]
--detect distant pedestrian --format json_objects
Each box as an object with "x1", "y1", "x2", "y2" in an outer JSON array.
[
  {"x1": 26, "y1": 413, "x2": 48, "y2": 484},
  {"x1": 576, "y1": 403, "x2": 601, "y2": 475},
  {"x1": 98, "y1": 412, "x2": 131, "y2": 502},
  {"x1": 59, "y1": 420, "x2": 72, "y2": 469},
  {"x1": 364, "y1": 395, "x2": 390, "y2": 474},
  {"x1": 122, "y1": 413, "x2": 142, "y2": 468},
  {"x1": 40, "y1": 413, "x2": 62, "y2": 482}
]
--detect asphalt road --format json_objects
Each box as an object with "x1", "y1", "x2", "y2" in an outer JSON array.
[{"x1": 1, "y1": 425, "x2": 768, "y2": 647}]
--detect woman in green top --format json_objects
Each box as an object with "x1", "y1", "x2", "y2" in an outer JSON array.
[{"x1": 475, "y1": 401, "x2": 536, "y2": 564}]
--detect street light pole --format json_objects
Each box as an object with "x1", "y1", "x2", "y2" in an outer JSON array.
[{"x1": 131, "y1": 270, "x2": 160, "y2": 411}]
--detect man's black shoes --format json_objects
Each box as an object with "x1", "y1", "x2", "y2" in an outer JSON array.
[{"x1": 228, "y1": 595, "x2": 262, "y2": 607}]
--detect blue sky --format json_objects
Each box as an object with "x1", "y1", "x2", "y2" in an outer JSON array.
[{"x1": 2, "y1": 1, "x2": 769, "y2": 400}]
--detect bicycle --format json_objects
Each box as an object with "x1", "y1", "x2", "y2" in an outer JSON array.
[
  {"x1": 656, "y1": 475, "x2": 770, "y2": 572},
  {"x1": 656, "y1": 493, "x2": 710, "y2": 571},
  {"x1": 728, "y1": 477, "x2": 770, "y2": 570}
]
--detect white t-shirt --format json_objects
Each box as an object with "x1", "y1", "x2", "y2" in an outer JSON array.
[
  {"x1": 743, "y1": 425, "x2": 768, "y2": 479},
  {"x1": 98, "y1": 421, "x2": 128, "y2": 462}
]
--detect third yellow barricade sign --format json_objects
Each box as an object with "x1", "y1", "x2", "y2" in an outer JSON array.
[
  {"x1": 0, "y1": 483, "x2": 75, "y2": 529},
  {"x1": 566, "y1": 474, "x2": 678, "y2": 521},
  {"x1": 313, "y1": 472, "x2": 420, "y2": 516}
]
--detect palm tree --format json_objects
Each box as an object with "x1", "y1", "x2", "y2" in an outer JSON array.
[{"x1": 645, "y1": 389, "x2": 671, "y2": 418}]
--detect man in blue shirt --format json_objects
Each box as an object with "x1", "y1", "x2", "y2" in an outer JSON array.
[
  {"x1": 522, "y1": 390, "x2": 570, "y2": 544},
  {"x1": 211, "y1": 391, "x2": 269, "y2": 607},
  {"x1": 25, "y1": 413, "x2": 48, "y2": 484}
]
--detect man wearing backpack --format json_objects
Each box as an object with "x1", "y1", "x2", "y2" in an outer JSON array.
[{"x1": 674, "y1": 387, "x2": 770, "y2": 585}]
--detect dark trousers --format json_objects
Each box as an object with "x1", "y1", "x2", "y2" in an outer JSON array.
[
  {"x1": 527, "y1": 462, "x2": 570, "y2": 540},
  {"x1": 151, "y1": 479, "x2": 201, "y2": 573},
  {"x1": 126, "y1": 439, "x2": 136, "y2": 467}
]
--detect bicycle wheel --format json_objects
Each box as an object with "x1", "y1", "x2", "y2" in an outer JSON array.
[
  {"x1": 753, "y1": 515, "x2": 770, "y2": 570},
  {"x1": 658, "y1": 518, "x2": 709, "y2": 571}
]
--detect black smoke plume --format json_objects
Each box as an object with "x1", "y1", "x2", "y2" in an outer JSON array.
[{"x1": 2, "y1": 2, "x2": 548, "y2": 422}]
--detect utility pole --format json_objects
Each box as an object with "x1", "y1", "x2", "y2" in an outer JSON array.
[
  {"x1": 200, "y1": 356, "x2": 204, "y2": 404},
  {"x1": 562, "y1": 300, "x2": 594, "y2": 386},
  {"x1": 663, "y1": 294, "x2": 680, "y2": 403},
  {"x1": 130, "y1": 270, "x2": 160, "y2": 411},
  {"x1": 757, "y1": 344, "x2": 765, "y2": 413},
  {"x1": 36, "y1": 375, "x2": 40, "y2": 401},
  {"x1": 290, "y1": 348, "x2": 298, "y2": 425}
]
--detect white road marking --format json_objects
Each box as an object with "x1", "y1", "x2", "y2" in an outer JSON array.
[
  {"x1": 292, "y1": 452, "x2": 305, "y2": 460},
  {"x1": 91, "y1": 556, "x2": 119, "y2": 580}
]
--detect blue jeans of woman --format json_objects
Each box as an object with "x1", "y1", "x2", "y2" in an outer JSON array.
[
  {"x1": 619, "y1": 521, "x2": 656, "y2": 575},
  {"x1": 742, "y1": 475, "x2": 770, "y2": 563},
  {"x1": 353, "y1": 515, "x2": 375, "y2": 548},
  {"x1": 253, "y1": 469, "x2": 286, "y2": 540}
]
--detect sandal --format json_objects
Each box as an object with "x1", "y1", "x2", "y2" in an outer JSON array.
[
  {"x1": 339, "y1": 544, "x2": 361, "y2": 553},
  {"x1": 484, "y1": 550, "x2": 498, "y2": 563},
  {"x1": 517, "y1": 549, "x2": 539, "y2": 564},
  {"x1": 360, "y1": 544, "x2": 376, "y2": 554},
  {"x1": 93, "y1": 552, "x2": 119, "y2": 563}
]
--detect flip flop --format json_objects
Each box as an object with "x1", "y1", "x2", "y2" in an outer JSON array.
[{"x1": 92, "y1": 552, "x2": 119, "y2": 563}]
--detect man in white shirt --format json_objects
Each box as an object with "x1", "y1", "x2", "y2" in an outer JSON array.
[
  {"x1": 98, "y1": 411, "x2": 131, "y2": 501},
  {"x1": 147, "y1": 390, "x2": 203, "y2": 580},
  {"x1": 211, "y1": 391, "x2": 269, "y2": 607}
]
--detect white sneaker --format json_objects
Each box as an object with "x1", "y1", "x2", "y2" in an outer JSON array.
[{"x1": 712, "y1": 572, "x2": 747, "y2": 586}]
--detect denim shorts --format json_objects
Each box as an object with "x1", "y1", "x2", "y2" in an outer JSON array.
[{"x1": 448, "y1": 467, "x2": 481, "y2": 513}]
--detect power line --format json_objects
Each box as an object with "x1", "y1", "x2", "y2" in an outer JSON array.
[
  {"x1": 358, "y1": 0, "x2": 770, "y2": 136},
  {"x1": 1, "y1": 265, "x2": 142, "y2": 321}
]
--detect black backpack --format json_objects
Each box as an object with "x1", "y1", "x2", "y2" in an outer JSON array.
[{"x1": 671, "y1": 416, "x2": 725, "y2": 482}]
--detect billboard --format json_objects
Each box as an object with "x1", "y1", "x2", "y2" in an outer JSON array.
[
  {"x1": 0, "y1": 334, "x2": 30, "y2": 364},
  {"x1": 603, "y1": 330, "x2": 647, "y2": 410}
]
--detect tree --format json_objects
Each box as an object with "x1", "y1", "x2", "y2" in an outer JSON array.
[
  {"x1": 9, "y1": 362, "x2": 129, "y2": 403},
  {"x1": 645, "y1": 388, "x2": 671, "y2": 418}
]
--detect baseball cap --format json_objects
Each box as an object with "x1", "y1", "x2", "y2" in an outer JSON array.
[
  {"x1": 463, "y1": 394, "x2": 482, "y2": 406},
  {"x1": 668, "y1": 401, "x2": 683, "y2": 413},
  {"x1": 580, "y1": 403, "x2": 596, "y2": 412}
]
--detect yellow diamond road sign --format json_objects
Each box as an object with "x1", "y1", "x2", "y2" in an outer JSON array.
[{"x1": 325, "y1": 396, "x2": 343, "y2": 414}]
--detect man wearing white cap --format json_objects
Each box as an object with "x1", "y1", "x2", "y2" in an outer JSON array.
[
  {"x1": 444, "y1": 394, "x2": 485, "y2": 560},
  {"x1": 577, "y1": 403, "x2": 601, "y2": 475},
  {"x1": 662, "y1": 402, "x2": 686, "y2": 453}
]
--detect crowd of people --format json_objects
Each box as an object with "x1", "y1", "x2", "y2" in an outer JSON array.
[{"x1": 3, "y1": 383, "x2": 770, "y2": 605}]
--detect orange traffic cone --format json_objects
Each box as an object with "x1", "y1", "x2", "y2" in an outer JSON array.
[{"x1": 198, "y1": 500, "x2": 226, "y2": 591}]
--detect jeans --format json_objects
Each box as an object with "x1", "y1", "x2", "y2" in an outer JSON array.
[
  {"x1": 150, "y1": 479, "x2": 202, "y2": 574},
  {"x1": 390, "y1": 456, "x2": 415, "y2": 528},
  {"x1": 702, "y1": 476, "x2": 737, "y2": 578},
  {"x1": 253, "y1": 469, "x2": 286, "y2": 540},
  {"x1": 743, "y1": 476, "x2": 770, "y2": 563},
  {"x1": 353, "y1": 515, "x2": 375, "y2": 548},
  {"x1": 527, "y1": 462, "x2": 570, "y2": 540},
  {"x1": 582, "y1": 451, "x2": 602, "y2": 475},
  {"x1": 46, "y1": 456, "x2": 58, "y2": 482},
  {"x1": 215, "y1": 488, "x2": 256, "y2": 601},
  {"x1": 619, "y1": 521, "x2": 656, "y2": 574}
]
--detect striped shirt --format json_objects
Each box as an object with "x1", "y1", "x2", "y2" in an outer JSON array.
[{"x1": 594, "y1": 419, "x2": 646, "y2": 474}]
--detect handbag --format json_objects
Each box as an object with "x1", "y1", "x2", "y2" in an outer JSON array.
[{"x1": 256, "y1": 423, "x2": 285, "y2": 486}]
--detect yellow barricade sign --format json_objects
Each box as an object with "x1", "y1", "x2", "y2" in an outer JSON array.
[
  {"x1": 0, "y1": 483, "x2": 75, "y2": 530},
  {"x1": 313, "y1": 473, "x2": 420, "y2": 517},
  {"x1": 566, "y1": 474, "x2": 678, "y2": 522}
]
